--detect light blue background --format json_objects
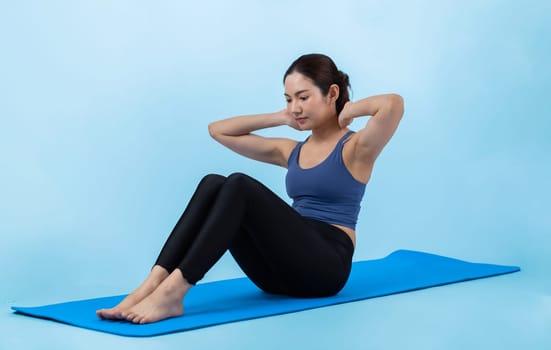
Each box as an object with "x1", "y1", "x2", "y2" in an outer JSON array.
[{"x1": 1, "y1": 0, "x2": 549, "y2": 349}]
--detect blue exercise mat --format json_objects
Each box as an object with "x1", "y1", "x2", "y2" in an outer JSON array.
[{"x1": 12, "y1": 250, "x2": 519, "y2": 337}]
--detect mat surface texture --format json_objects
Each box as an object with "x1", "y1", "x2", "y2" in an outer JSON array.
[{"x1": 12, "y1": 250, "x2": 520, "y2": 337}]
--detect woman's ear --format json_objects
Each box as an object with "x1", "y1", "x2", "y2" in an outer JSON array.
[{"x1": 328, "y1": 84, "x2": 340, "y2": 103}]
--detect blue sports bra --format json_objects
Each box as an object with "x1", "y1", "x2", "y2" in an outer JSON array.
[{"x1": 285, "y1": 130, "x2": 367, "y2": 229}]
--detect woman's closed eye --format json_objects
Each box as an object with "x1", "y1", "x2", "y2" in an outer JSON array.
[{"x1": 285, "y1": 96, "x2": 308, "y2": 103}]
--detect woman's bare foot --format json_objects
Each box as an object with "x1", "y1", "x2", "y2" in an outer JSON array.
[
  {"x1": 96, "y1": 265, "x2": 170, "y2": 320},
  {"x1": 124, "y1": 269, "x2": 192, "y2": 324}
]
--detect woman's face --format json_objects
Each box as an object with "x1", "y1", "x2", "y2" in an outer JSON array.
[{"x1": 284, "y1": 72, "x2": 337, "y2": 130}]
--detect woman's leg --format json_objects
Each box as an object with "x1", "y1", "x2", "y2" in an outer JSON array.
[
  {"x1": 178, "y1": 173, "x2": 353, "y2": 296},
  {"x1": 123, "y1": 173, "x2": 353, "y2": 323},
  {"x1": 154, "y1": 174, "x2": 227, "y2": 272},
  {"x1": 229, "y1": 219, "x2": 353, "y2": 297},
  {"x1": 225, "y1": 175, "x2": 354, "y2": 297},
  {"x1": 96, "y1": 174, "x2": 226, "y2": 320}
]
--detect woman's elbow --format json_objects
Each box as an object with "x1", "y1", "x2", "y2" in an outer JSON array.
[
  {"x1": 387, "y1": 94, "x2": 404, "y2": 118},
  {"x1": 388, "y1": 94, "x2": 404, "y2": 108},
  {"x1": 208, "y1": 122, "x2": 220, "y2": 139}
]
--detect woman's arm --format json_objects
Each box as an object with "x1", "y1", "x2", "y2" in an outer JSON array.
[
  {"x1": 339, "y1": 94, "x2": 404, "y2": 165},
  {"x1": 208, "y1": 110, "x2": 299, "y2": 167}
]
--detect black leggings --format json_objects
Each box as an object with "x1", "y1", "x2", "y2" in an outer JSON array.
[{"x1": 154, "y1": 173, "x2": 354, "y2": 297}]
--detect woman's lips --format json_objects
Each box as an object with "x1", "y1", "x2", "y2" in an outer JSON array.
[{"x1": 296, "y1": 117, "x2": 307, "y2": 124}]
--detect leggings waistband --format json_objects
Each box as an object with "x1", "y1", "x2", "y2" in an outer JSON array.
[{"x1": 304, "y1": 218, "x2": 355, "y2": 258}]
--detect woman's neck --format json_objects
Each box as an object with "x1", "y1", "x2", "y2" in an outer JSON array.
[{"x1": 309, "y1": 123, "x2": 349, "y2": 144}]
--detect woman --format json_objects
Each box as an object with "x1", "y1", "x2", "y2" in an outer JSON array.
[{"x1": 96, "y1": 53, "x2": 404, "y2": 324}]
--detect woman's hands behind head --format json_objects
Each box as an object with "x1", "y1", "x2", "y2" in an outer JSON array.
[{"x1": 338, "y1": 101, "x2": 355, "y2": 129}]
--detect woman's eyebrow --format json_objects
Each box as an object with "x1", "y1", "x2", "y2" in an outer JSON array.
[{"x1": 284, "y1": 89, "x2": 310, "y2": 97}]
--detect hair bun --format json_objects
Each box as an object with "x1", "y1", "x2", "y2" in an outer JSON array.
[{"x1": 338, "y1": 70, "x2": 350, "y2": 87}]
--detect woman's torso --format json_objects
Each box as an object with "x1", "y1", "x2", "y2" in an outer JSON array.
[{"x1": 286, "y1": 130, "x2": 370, "y2": 246}]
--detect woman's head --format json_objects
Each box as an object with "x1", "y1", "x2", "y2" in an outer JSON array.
[{"x1": 283, "y1": 54, "x2": 351, "y2": 115}]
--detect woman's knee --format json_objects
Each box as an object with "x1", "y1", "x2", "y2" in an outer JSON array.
[
  {"x1": 226, "y1": 172, "x2": 258, "y2": 189},
  {"x1": 199, "y1": 174, "x2": 226, "y2": 188}
]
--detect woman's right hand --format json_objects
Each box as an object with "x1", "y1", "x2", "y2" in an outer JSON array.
[
  {"x1": 277, "y1": 109, "x2": 301, "y2": 131},
  {"x1": 208, "y1": 110, "x2": 299, "y2": 167}
]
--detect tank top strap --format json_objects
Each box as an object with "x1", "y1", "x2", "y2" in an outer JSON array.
[
  {"x1": 339, "y1": 130, "x2": 355, "y2": 145},
  {"x1": 289, "y1": 131, "x2": 354, "y2": 166},
  {"x1": 330, "y1": 130, "x2": 355, "y2": 159}
]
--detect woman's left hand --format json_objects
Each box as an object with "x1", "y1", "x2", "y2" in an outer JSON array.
[{"x1": 338, "y1": 101, "x2": 355, "y2": 129}]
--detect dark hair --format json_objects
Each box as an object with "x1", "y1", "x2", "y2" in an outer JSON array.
[{"x1": 284, "y1": 53, "x2": 351, "y2": 115}]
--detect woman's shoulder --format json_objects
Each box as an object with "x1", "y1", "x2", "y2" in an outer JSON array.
[{"x1": 277, "y1": 137, "x2": 300, "y2": 163}]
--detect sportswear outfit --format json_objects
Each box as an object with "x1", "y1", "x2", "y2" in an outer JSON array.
[{"x1": 154, "y1": 131, "x2": 366, "y2": 297}]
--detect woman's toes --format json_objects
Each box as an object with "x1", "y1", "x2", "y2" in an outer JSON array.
[{"x1": 97, "y1": 308, "x2": 114, "y2": 319}]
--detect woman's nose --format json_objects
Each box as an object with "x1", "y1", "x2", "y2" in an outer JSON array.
[{"x1": 291, "y1": 101, "x2": 301, "y2": 116}]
